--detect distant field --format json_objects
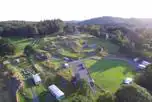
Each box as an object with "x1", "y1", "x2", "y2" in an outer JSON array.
[
  {"x1": 84, "y1": 59, "x2": 134, "y2": 92},
  {"x1": 84, "y1": 37, "x2": 119, "y2": 54},
  {"x1": 7, "y1": 37, "x2": 32, "y2": 54}
]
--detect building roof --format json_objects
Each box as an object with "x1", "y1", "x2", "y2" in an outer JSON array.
[
  {"x1": 48, "y1": 84, "x2": 64, "y2": 98},
  {"x1": 32, "y1": 74, "x2": 41, "y2": 83}
]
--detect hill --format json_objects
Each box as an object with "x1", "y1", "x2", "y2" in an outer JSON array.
[{"x1": 78, "y1": 16, "x2": 152, "y2": 28}]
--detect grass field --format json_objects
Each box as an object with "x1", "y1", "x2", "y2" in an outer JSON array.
[
  {"x1": 7, "y1": 37, "x2": 32, "y2": 54},
  {"x1": 84, "y1": 59, "x2": 134, "y2": 92}
]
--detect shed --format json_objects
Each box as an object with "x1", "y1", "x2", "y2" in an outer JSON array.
[
  {"x1": 48, "y1": 84, "x2": 65, "y2": 100},
  {"x1": 32, "y1": 74, "x2": 41, "y2": 85}
]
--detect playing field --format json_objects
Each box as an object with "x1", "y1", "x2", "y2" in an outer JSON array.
[{"x1": 84, "y1": 59, "x2": 134, "y2": 92}]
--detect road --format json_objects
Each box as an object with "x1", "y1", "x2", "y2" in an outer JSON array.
[{"x1": 7, "y1": 77, "x2": 21, "y2": 102}]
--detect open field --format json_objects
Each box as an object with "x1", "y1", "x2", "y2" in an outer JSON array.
[{"x1": 84, "y1": 59, "x2": 134, "y2": 92}]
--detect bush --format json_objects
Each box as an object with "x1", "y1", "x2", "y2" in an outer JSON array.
[
  {"x1": 135, "y1": 64, "x2": 152, "y2": 92},
  {"x1": 97, "y1": 91, "x2": 115, "y2": 102},
  {"x1": 115, "y1": 84, "x2": 152, "y2": 102}
]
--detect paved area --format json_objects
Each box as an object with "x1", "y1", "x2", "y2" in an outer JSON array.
[
  {"x1": 7, "y1": 77, "x2": 21, "y2": 102},
  {"x1": 69, "y1": 60, "x2": 96, "y2": 93}
]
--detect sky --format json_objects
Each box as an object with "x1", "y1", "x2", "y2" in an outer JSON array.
[{"x1": 0, "y1": 0, "x2": 152, "y2": 21}]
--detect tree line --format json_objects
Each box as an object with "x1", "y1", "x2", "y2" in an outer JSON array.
[
  {"x1": 78, "y1": 24, "x2": 152, "y2": 60},
  {"x1": 0, "y1": 19, "x2": 64, "y2": 37}
]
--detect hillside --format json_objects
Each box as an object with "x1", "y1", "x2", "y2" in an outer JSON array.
[{"x1": 78, "y1": 16, "x2": 152, "y2": 28}]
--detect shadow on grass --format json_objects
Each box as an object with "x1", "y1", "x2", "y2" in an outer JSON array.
[
  {"x1": 39, "y1": 91, "x2": 58, "y2": 102},
  {"x1": 25, "y1": 78, "x2": 35, "y2": 88}
]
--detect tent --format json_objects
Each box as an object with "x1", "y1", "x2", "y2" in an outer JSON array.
[{"x1": 48, "y1": 84, "x2": 65, "y2": 100}]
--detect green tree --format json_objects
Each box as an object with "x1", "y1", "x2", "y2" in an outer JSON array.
[
  {"x1": 68, "y1": 94, "x2": 91, "y2": 102},
  {"x1": 115, "y1": 84, "x2": 152, "y2": 102},
  {"x1": 24, "y1": 45, "x2": 35, "y2": 56},
  {"x1": 135, "y1": 65, "x2": 152, "y2": 92},
  {"x1": 0, "y1": 38, "x2": 15, "y2": 56},
  {"x1": 97, "y1": 91, "x2": 115, "y2": 102},
  {"x1": 76, "y1": 79, "x2": 91, "y2": 96}
]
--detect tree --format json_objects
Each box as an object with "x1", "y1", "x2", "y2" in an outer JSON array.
[
  {"x1": 115, "y1": 84, "x2": 152, "y2": 102},
  {"x1": 76, "y1": 79, "x2": 91, "y2": 95},
  {"x1": 135, "y1": 65, "x2": 152, "y2": 92},
  {"x1": 64, "y1": 24, "x2": 75, "y2": 33},
  {"x1": 0, "y1": 19, "x2": 65, "y2": 37},
  {"x1": 0, "y1": 38, "x2": 15, "y2": 56},
  {"x1": 24, "y1": 45, "x2": 35, "y2": 56},
  {"x1": 68, "y1": 94, "x2": 91, "y2": 102},
  {"x1": 97, "y1": 91, "x2": 115, "y2": 102}
]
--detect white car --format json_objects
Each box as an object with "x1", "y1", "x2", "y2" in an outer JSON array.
[{"x1": 123, "y1": 77, "x2": 133, "y2": 84}]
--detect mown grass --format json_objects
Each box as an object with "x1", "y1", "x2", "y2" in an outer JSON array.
[
  {"x1": 84, "y1": 59, "x2": 134, "y2": 92},
  {"x1": 7, "y1": 37, "x2": 32, "y2": 54}
]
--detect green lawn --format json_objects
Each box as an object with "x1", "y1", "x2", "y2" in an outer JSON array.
[
  {"x1": 84, "y1": 37, "x2": 119, "y2": 54},
  {"x1": 84, "y1": 59, "x2": 134, "y2": 92},
  {"x1": 6, "y1": 37, "x2": 32, "y2": 53}
]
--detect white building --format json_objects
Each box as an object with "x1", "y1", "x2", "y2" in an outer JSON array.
[
  {"x1": 48, "y1": 84, "x2": 65, "y2": 100},
  {"x1": 32, "y1": 74, "x2": 41, "y2": 85}
]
